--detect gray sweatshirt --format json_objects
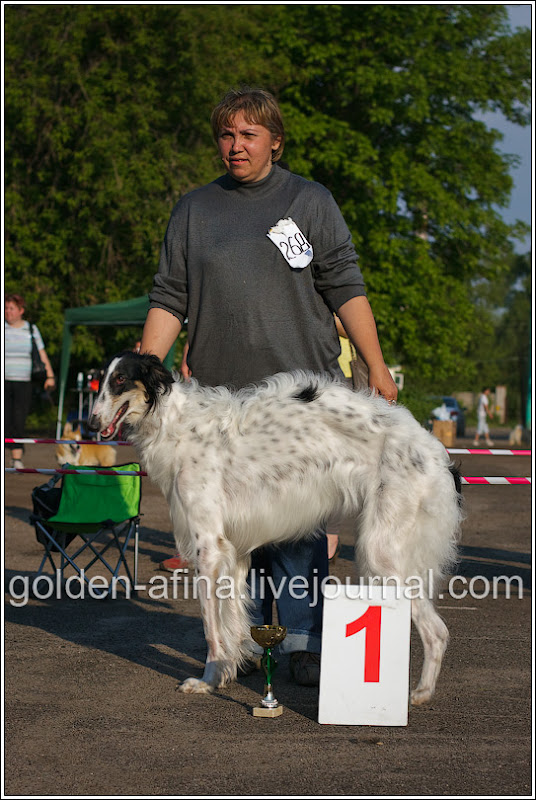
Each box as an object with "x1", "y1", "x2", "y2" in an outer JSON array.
[{"x1": 149, "y1": 164, "x2": 366, "y2": 389}]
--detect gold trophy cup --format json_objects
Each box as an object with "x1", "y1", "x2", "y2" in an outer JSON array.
[{"x1": 250, "y1": 625, "x2": 287, "y2": 717}]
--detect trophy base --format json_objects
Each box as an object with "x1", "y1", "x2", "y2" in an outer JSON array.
[{"x1": 253, "y1": 705, "x2": 283, "y2": 717}]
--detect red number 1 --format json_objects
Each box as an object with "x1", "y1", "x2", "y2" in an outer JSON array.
[{"x1": 346, "y1": 606, "x2": 382, "y2": 682}]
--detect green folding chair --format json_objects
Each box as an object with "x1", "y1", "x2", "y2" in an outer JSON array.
[{"x1": 30, "y1": 463, "x2": 142, "y2": 598}]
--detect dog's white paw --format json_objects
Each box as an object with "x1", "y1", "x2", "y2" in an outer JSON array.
[
  {"x1": 410, "y1": 687, "x2": 433, "y2": 706},
  {"x1": 178, "y1": 677, "x2": 214, "y2": 694}
]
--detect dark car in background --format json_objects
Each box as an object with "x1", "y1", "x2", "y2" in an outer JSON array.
[
  {"x1": 429, "y1": 396, "x2": 466, "y2": 437},
  {"x1": 443, "y1": 397, "x2": 466, "y2": 437}
]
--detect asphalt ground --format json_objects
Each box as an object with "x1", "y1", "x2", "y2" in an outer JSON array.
[{"x1": 3, "y1": 429, "x2": 533, "y2": 797}]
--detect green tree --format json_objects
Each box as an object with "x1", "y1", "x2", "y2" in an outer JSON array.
[
  {"x1": 469, "y1": 251, "x2": 531, "y2": 423},
  {"x1": 269, "y1": 4, "x2": 530, "y2": 387},
  {"x1": 5, "y1": 4, "x2": 274, "y2": 366},
  {"x1": 5, "y1": 4, "x2": 531, "y2": 393}
]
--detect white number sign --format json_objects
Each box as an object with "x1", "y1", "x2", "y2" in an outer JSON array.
[
  {"x1": 318, "y1": 585, "x2": 411, "y2": 726},
  {"x1": 266, "y1": 217, "x2": 313, "y2": 269}
]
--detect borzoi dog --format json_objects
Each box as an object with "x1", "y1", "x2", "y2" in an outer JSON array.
[{"x1": 89, "y1": 352, "x2": 463, "y2": 705}]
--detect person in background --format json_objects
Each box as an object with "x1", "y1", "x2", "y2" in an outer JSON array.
[
  {"x1": 5, "y1": 293, "x2": 55, "y2": 468},
  {"x1": 473, "y1": 387, "x2": 494, "y2": 447},
  {"x1": 325, "y1": 315, "x2": 360, "y2": 564},
  {"x1": 155, "y1": 339, "x2": 191, "y2": 573},
  {"x1": 335, "y1": 314, "x2": 354, "y2": 386},
  {"x1": 140, "y1": 87, "x2": 397, "y2": 685}
]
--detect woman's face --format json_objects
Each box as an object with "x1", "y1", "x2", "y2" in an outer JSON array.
[
  {"x1": 217, "y1": 110, "x2": 281, "y2": 184},
  {"x1": 5, "y1": 301, "x2": 25, "y2": 325}
]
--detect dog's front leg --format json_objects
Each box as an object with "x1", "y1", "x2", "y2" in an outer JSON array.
[
  {"x1": 178, "y1": 537, "x2": 236, "y2": 694},
  {"x1": 179, "y1": 568, "x2": 226, "y2": 694}
]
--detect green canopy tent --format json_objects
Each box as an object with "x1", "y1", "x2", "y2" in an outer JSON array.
[{"x1": 56, "y1": 296, "x2": 176, "y2": 438}]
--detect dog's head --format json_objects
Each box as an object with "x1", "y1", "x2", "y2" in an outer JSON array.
[
  {"x1": 56, "y1": 421, "x2": 82, "y2": 465},
  {"x1": 88, "y1": 351, "x2": 175, "y2": 439}
]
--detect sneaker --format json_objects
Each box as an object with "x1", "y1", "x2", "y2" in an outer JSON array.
[
  {"x1": 237, "y1": 655, "x2": 262, "y2": 677},
  {"x1": 486, "y1": 440, "x2": 494, "y2": 447},
  {"x1": 289, "y1": 651, "x2": 321, "y2": 686},
  {"x1": 159, "y1": 553, "x2": 189, "y2": 571},
  {"x1": 472, "y1": 440, "x2": 479, "y2": 447},
  {"x1": 12, "y1": 459, "x2": 24, "y2": 469}
]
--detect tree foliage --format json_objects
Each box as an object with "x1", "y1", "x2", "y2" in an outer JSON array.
[
  {"x1": 467, "y1": 250, "x2": 532, "y2": 423},
  {"x1": 5, "y1": 4, "x2": 531, "y2": 393}
]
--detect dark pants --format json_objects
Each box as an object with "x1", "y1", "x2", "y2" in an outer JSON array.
[
  {"x1": 248, "y1": 535, "x2": 329, "y2": 655},
  {"x1": 4, "y1": 381, "x2": 33, "y2": 453}
]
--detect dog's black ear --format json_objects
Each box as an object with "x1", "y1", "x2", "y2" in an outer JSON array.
[
  {"x1": 449, "y1": 462, "x2": 463, "y2": 505},
  {"x1": 138, "y1": 353, "x2": 175, "y2": 412}
]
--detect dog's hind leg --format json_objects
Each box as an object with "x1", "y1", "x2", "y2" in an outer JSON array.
[
  {"x1": 355, "y1": 481, "x2": 454, "y2": 707},
  {"x1": 409, "y1": 595, "x2": 449, "y2": 706}
]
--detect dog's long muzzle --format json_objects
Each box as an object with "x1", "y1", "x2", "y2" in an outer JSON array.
[{"x1": 87, "y1": 414, "x2": 100, "y2": 433}]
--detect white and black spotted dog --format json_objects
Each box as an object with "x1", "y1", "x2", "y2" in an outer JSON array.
[{"x1": 89, "y1": 351, "x2": 463, "y2": 705}]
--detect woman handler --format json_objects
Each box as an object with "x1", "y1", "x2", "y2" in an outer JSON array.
[{"x1": 141, "y1": 87, "x2": 396, "y2": 685}]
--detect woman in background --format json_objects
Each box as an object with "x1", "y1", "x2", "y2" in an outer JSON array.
[{"x1": 5, "y1": 293, "x2": 55, "y2": 468}]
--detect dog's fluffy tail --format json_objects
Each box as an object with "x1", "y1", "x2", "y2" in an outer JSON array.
[{"x1": 355, "y1": 453, "x2": 463, "y2": 594}]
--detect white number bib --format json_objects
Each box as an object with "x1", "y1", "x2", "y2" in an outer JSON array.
[{"x1": 267, "y1": 217, "x2": 313, "y2": 269}]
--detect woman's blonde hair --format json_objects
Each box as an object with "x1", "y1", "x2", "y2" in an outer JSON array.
[{"x1": 211, "y1": 87, "x2": 285, "y2": 162}]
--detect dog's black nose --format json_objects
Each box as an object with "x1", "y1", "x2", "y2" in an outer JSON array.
[{"x1": 87, "y1": 415, "x2": 100, "y2": 433}]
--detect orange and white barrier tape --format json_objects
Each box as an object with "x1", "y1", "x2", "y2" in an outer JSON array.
[
  {"x1": 5, "y1": 439, "x2": 532, "y2": 457},
  {"x1": 5, "y1": 438, "x2": 130, "y2": 446},
  {"x1": 4, "y1": 467, "x2": 530, "y2": 484},
  {"x1": 5, "y1": 440, "x2": 530, "y2": 482},
  {"x1": 5, "y1": 467, "x2": 147, "y2": 476},
  {"x1": 461, "y1": 476, "x2": 531, "y2": 485},
  {"x1": 447, "y1": 448, "x2": 530, "y2": 456}
]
